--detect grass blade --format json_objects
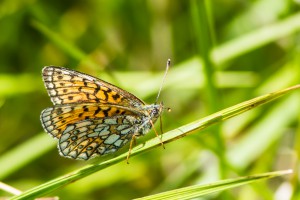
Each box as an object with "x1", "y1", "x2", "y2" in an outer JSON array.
[{"x1": 134, "y1": 170, "x2": 292, "y2": 200}]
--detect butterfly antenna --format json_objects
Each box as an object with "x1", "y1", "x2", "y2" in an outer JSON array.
[{"x1": 155, "y1": 59, "x2": 170, "y2": 103}]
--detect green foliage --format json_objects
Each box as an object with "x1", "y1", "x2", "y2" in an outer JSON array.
[{"x1": 0, "y1": 1, "x2": 299, "y2": 199}]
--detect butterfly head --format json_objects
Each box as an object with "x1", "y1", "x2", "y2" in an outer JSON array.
[{"x1": 145, "y1": 102, "x2": 164, "y2": 122}]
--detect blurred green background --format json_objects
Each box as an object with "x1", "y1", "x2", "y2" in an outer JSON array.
[{"x1": 0, "y1": 0, "x2": 300, "y2": 199}]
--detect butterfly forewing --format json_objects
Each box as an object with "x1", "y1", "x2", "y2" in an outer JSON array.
[{"x1": 42, "y1": 66, "x2": 145, "y2": 107}]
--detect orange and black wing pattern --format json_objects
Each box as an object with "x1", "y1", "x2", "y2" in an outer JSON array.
[
  {"x1": 41, "y1": 103, "x2": 140, "y2": 139},
  {"x1": 41, "y1": 103, "x2": 141, "y2": 160},
  {"x1": 42, "y1": 66, "x2": 145, "y2": 107}
]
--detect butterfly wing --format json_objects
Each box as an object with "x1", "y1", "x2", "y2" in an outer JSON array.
[
  {"x1": 42, "y1": 66, "x2": 145, "y2": 107},
  {"x1": 58, "y1": 116, "x2": 137, "y2": 160},
  {"x1": 41, "y1": 104, "x2": 142, "y2": 160},
  {"x1": 40, "y1": 103, "x2": 141, "y2": 139}
]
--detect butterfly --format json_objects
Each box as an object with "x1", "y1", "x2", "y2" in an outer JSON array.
[{"x1": 40, "y1": 60, "x2": 170, "y2": 162}]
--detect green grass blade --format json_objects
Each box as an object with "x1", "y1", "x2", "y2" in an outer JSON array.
[
  {"x1": 227, "y1": 93, "x2": 299, "y2": 169},
  {"x1": 134, "y1": 170, "x2": 292, "y2": 200},
  {"x1": 161, "y1": 85, "x2": 300, "y2": 142},
  {"x1": 10, "y1": 85, "x2": 300, "y2": 200}
]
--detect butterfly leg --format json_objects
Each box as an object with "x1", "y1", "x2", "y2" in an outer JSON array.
[
  {"x1": 126, "y1": 133, "x2": 137, "y2": 164},
  {"x1": 150, "y1": 119, "x2": 165, "y2": 149}
]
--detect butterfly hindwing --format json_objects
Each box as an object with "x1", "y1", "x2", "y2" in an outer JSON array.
[{"x1": 58, "y1": 116, "x2": 137, "y2": 160}]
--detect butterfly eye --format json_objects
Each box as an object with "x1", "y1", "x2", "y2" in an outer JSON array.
[{"x1": 152, "y1": 108, "x2": 160, "y2": 116}]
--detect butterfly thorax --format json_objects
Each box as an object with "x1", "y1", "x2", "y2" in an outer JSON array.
[{"x1": 135, "y1": 102, "x2": 163, "y2": 136}]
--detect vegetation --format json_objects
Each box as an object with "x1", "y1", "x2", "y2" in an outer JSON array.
[{"x1": 0, "y1": 1, "x2": 299, "y2": 199}]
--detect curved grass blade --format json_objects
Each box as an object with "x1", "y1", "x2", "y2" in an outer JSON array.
[{"x1": 134, "y1": 170, "x2": 292, "y2": 200}]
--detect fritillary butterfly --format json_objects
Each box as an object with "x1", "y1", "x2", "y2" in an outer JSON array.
[{"x1": 40, "y1": 60, "x2": 170, "y2": 162}]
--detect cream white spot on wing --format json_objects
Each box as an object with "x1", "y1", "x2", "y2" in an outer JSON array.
[
  {"x1": 78, "y1": 132, "x2": 88, "y2": 138},
  {"x1": 63, "y1": 125, "x2": 75, "y2": 134},
  {"x1": 117, "y1": 124, "x2": 130, "y2": 131},
  {"x1": 68, "y1": 150, "x2": 77, "y2": 158},
  {"x1": 44, "y1": 120, "x2": 51, "y2": 126},
  {"x1": 78, "y1": 126, "x2": 88, "y2": 133},
  {"x1": 61, "y1": 107, "x2": 73, "y2": 113},
  {"x1": 44, "y1": 76, "x2": 52, "y2": 82},
  {"x1": 105, "y1": 148, "x2": 116, "y2": 154},
  {"x1": 46, "y1": 125, "x2": 54, "y2": 131},
  {"x1": 88, "y1": 132, "x2": 99, "y2": 137},
  {"x1": 53, "y1": 97, "x2": 62, "y2": 104},
  {"x1": 114, "y1": 139, "x2": 123, "y2": 147},
  {"x1": 99, "y1": 130, "x2": 110, "y2": 136},
  {"x1": 77, "y1": 120, "x2": 93, "y2": 128},
  {"x1": 104, "y1": 134, "x2": 120, "y2": 144},
  {"x1": 49, "y1": 89, "x2": 57, "y2": 96},
  {"x1": 60, "y1": 141, "x2": 69, "y2": 150},
  {"x1": 94, "y1": 125, "x2": 107, "y2": 132},
  {"x1": 95, "y1": 125, "x2": 110, "y2": 136},
  {"x1": 51, "y1": 129, "x2": 59, "y2": 136},
  {"x1": 104, "y1": 118, "x2": 117, "y2": 124},
  {"x1": 121, "y1": 128, "x2": 132, "y2": 135},
  {"x1": 46, "y1": 82, "x2": 54, "y2": 89},
  {"x1": 78, "y1": 152, "x2": 88, "y2": 160},
  {"x1": 60, "y1": 70, "x2": 70, "y2": 75},
  {"x1": 42, "y1": 108, "x2": 53, "y2": 116},
  {"x1": 60, "y1": 133, "x2": 70, "y2": 142},
  {"x1": 62, "y1": 75, "x2": 72, "y2": 81}
]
